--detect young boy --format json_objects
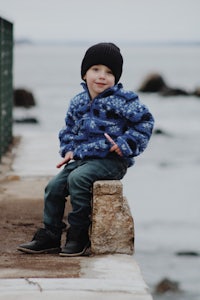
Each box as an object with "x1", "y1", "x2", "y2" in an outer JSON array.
[{"x1": 17, "y1": 42, "x2": 154, "y2": 257}]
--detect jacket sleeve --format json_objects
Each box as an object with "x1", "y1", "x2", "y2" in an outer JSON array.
[
  {"x1": 116, "y1": 95, "x2": 154, "y2": 157},
  {"x1": 58, "y1": 101, "x2": 77, "y2": 157}
]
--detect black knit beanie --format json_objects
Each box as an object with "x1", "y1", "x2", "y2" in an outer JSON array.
[{"x1": 81, "y1": 42, "x2": 123, "y2": 84}]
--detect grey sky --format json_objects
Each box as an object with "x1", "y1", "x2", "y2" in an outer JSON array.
[{"x1": 0, "y1": 0, "x2": 199, "y2": 43}]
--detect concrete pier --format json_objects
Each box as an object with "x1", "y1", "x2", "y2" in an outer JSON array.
[
  {"x1": 0, "y1": 131, "x2": 152, "y2": 299},
  {"x1": 0, "y1": 254, "x2": 152, "y2": 300}
]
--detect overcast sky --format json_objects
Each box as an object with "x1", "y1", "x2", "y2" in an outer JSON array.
[{"x1": 0, "y1": 0, "x2": 199, "y2": 43}]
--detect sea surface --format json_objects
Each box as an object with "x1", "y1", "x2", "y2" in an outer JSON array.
[{"x1": 13, "y1": 43, "x2": 200, "y2": 300}]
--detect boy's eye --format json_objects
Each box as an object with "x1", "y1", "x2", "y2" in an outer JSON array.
[
  {"x1": 90, "y1": 66, "x2": 113, "y2": 75},
  {"x1": 92, "y1": 67, "x2": 99, "y2": 71}
]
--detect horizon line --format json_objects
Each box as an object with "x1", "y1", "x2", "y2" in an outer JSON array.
[{"x1": 14, "y1": 38, "x2": 200, "y2": 47}]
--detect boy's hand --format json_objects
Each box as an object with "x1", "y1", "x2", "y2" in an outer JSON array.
[
  {"x1": 56, "y1": 151, "x2": 74, "y2": 168},
  {"x1": 104, "y1": 133, "x2": 123, "y2": 157}
]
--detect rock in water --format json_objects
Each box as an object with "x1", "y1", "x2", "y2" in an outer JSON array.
[
  {"x1": 138, "y1": 73, "x2": 167, "y2": 92},
  {"x1": 14, "y1": 89, "x2": 36, "y2": 108},
  {"x1": 155, "y1": 277, "x2": 180, "y2": 294}
]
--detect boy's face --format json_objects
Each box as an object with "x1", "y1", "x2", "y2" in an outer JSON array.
[{"x1": 83, "y1": 65, "x2": 115, "y2": 100}]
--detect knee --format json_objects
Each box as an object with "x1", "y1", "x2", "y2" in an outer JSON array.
[
  {"x1": 68, "y1": 170, "x2": 91, "y2": 189},
  {"x1": 68, "y1": 171, "x2": 80, "y2": 187},
  {"x1": 45, "y1": 177, "x2": 66, "y2": 199}
]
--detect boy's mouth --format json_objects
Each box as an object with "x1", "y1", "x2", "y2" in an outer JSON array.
[{"x1": 96, "y1": 82, "x2": 106, "y2": 87}]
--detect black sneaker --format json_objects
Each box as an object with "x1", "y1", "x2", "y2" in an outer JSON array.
[
  {"x1": 17, "y1": 228, "x2": 61, "y2": 254},
  {"x1": 60, "y1": 227, "x2": 90, "y2": 257}
]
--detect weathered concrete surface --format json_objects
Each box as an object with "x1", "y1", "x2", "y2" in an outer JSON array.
[
  {"x1": 91, "y1": 180, "x2": 134, "y2": 255},
  {"x1": 0, "y1": 254, "x2": 152, "y2": 300}
]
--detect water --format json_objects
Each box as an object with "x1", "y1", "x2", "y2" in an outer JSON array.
[{"x1": 13, "y1": 43, "x2": 200, "y2": 299}]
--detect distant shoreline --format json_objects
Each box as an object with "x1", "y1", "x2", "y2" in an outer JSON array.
[{"x1": 15, "y1": 38, "x2": 200, "y2": 47}]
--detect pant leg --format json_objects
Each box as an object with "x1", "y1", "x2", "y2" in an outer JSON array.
[
  {"x1": 43, "y1": 161, "x2": 79, "y2": 234},
  {"x1": 67, "y1": 158, "x2": 127, "y2": 229}
]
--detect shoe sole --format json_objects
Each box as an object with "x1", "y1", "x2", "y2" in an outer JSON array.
[
  {"x1": 59, "y1": 243, "x2": 91, "y2": 257},
  {"x1": 17, "y1": 246, "x2": 61, "y2": 254}
]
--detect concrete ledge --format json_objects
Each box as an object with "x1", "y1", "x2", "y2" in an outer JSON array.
[{"x1": 0, "y1": 255, "x2": 152, "y2": 300}]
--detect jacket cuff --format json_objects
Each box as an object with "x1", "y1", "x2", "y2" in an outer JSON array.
[{"x1": 116, "y1": 136, "x2": 139, "y2": 157}]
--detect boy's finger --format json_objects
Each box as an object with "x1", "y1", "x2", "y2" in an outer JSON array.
[
  {"x1": 104, "y1": 133, "x2": 116, "y2": 145},
  {"x1": 110, "y1": 145, "x2": 117, "y2": 151},
  {"x1": 56, "y1": 159, "x2": 65, "y2": 168},
  {"x1": 56, "y1": 162, "x2": 63, "y2": 168},
  {"x1": 110, "y1": 145, "x2": 123, "y2": 156}
]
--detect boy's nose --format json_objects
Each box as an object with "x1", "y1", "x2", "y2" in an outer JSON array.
[{"x1": 99, "y1": 71, "x2": 106, "y2": 78}]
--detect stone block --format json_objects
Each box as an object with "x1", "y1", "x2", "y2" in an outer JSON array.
[{"x1": 91, "y1": 180, "x2": 134, "y2": 255}]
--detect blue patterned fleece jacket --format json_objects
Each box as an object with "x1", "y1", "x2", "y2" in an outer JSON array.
[{"x1": 59, "y1": 83, "x2": 154, "y2": 167}]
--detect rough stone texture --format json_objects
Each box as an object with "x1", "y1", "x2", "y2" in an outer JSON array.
[{"x1": 91, "y1": 180, "x2": 134, "y2": 255}]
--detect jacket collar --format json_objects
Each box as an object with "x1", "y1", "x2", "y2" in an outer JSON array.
[{"x1": 80, "y1": 82, "x2": 123, "y2": 99}]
